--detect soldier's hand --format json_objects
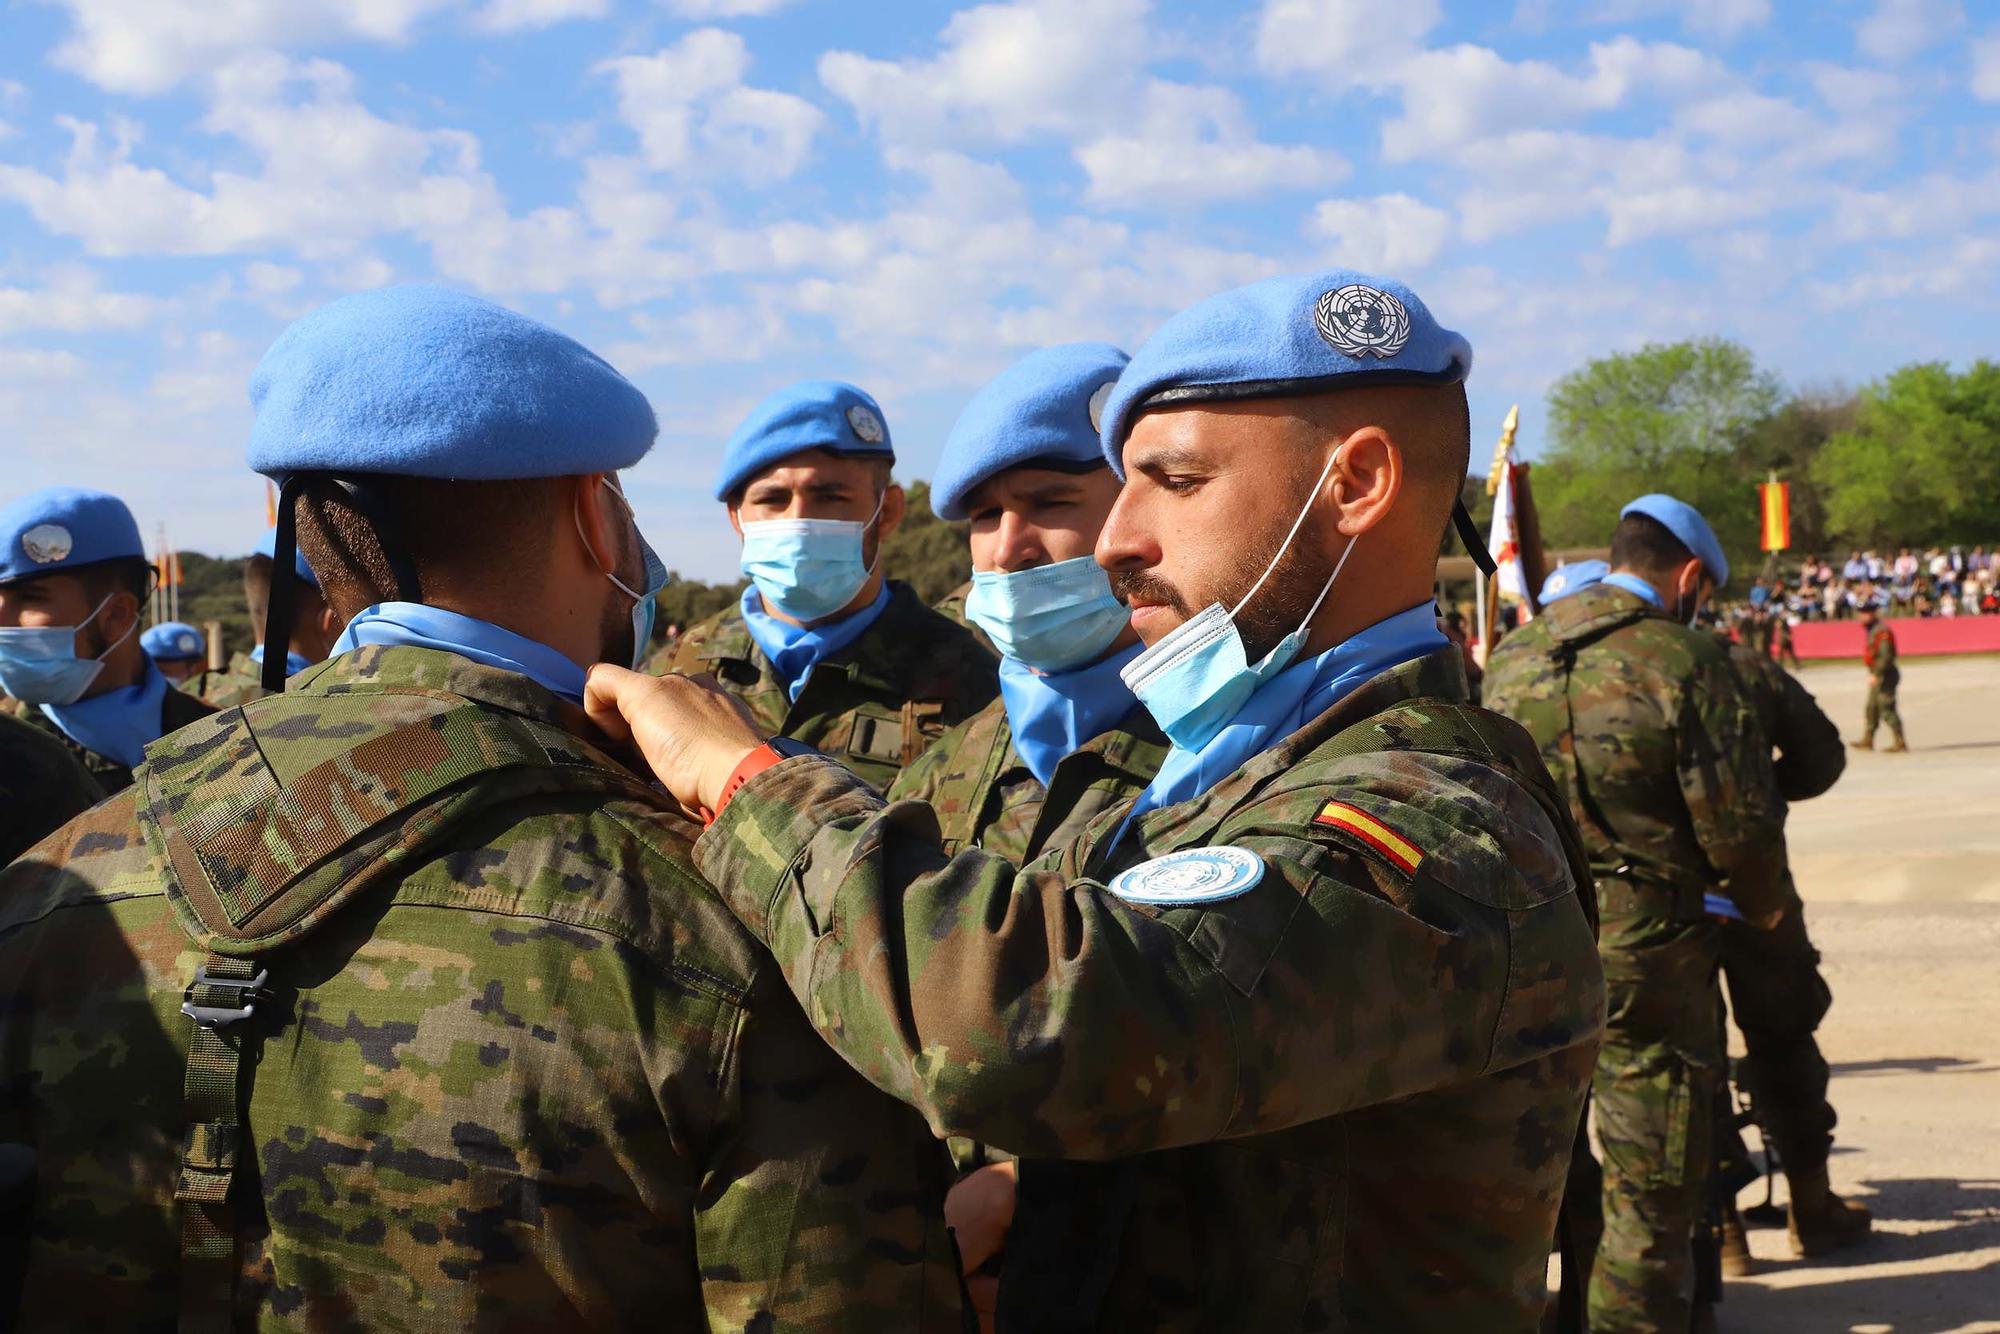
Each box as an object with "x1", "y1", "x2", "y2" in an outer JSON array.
[
  {"x1": 946, "y1": 1160, "x2": 1016, "y2": 1330},
  {"x1": 583, "y1": 664, "x2": 761, "y2": 815}
]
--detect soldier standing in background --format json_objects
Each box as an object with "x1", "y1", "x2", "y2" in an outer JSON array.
[
  {"x1": 0, "y1": 286, "x2": 968, "y2": 1332},
  {"x1": 1712, "y1": 628, "x2": 1873, "y2": 1269},
  {"x1": 655, "y1": 380, "x2": 996, "y2": 791},
  {"x1": 1485, "y1": 495, "x2": 1791, "y2": 1334},
  {"x1": 0, "y1": 487, "x2": 216, "y2": 791},
  {"x1": 1850, "y1": 603, "x2": 1906, "y2": 751},
  {"x1": 139, "y1": 621, "x2": 207, "y2": 683},
  {"x1": 182, "y1": 526, "x2": 344, "y2": 708}
]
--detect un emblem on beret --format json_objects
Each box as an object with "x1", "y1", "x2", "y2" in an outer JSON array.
[
  {"x1": 21, "y1": 524, "x2": 73, "y2": 564},
  {"x1": 1314, "y1": 285, "x2": 1412, "y2": 360},
  {"x1": 1109, "y1": 845, "x2": 1265, "y2": 906},
  {"x1": 1087, "y1": 381, "x2": 1115, "y2": 435},
  {"x1": 847, "y1": 404, "x2": 886, "y2": 444},
  {"x1": 176, "y1": 631, "x2": 199, "y2": 654}
]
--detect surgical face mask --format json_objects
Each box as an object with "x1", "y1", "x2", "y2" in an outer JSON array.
[
  {"x1": 0, "y1": 593, "x2": 132, "y2": 706},
  {"x1": 578, "y1": 480, "x2": 671, "y2": 670},
  {"x1": 738, "y1": 491, "x2": 885, "y2": 624},
  {"x1": 965, "y1": 555, "x2": 1129, "y2": 674},
  {"x1": 1120, "y1": 449, "x2": 1356, "y2": 751}
]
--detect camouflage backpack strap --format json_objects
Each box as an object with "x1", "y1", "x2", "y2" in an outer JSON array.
[
  {"x1": 1314, "y1": 697, "x2": 1599, "y2": 935},
  {"x1": 143, "y1": 700, "x2": 666, "y2": 1331}
]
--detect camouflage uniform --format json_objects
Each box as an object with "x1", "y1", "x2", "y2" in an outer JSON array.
[
  {"x1": 929, "y1": 580, "x2": 994, "y2": 657},
  {"x1": 660, "y1": 581, "x2": 998, "y2": 792},
  {"x1": 181, "y1": 649, "x2": 271, "y2": 710},
  {"x1": 1484, "y1": 583, "x2": 1789, "y2": 1332},
  {"x1": 696, "y1": 648, "x2": 1605, "y2": 1332},
  {"x1": 4, "y1": 682, "x2": 216, "y2": 794},
  {"x1": 1859, "y1": 621, "x2": 1904, "y2": 748},
  {"x1": 0, "y1": 709, "x2": 104, "y2": 865},
  {"x1": 0, "y1": 645, "x2": 969, "y2": 1333},
  {"x1": 886, "y1": 693, "x2": 1168, "y2": 864}
]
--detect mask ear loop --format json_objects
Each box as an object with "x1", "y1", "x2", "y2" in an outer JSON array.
[
  {"x1": 858, "y1": 487, "x2": 889, "y2": 580},
  {"x1": 1228, "y1": 445, "x2": 1349, "y2": 620},
  {"x1": 72, "y1": 591, "x2": 135, "y2": 664},
  {"x1": 581, "y1": 478, "x2": 646, "y2": 605}
]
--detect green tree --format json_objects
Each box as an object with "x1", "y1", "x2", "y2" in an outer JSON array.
[
  {"x1": 1535, "y1": 338, "x2": 1782, "y2": 574},
  {"x1": 1814, "y1": 361, "x2": 2000, "y2": 549}
]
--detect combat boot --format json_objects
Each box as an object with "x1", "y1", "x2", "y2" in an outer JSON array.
[
  {"x1": 1788, "y1": 1165, "x2": 1872, "y2": 1257},
  {"x1": 1847, "y1": 736, "x2": 1873, "y2": 750},
  {"x1": 1884, "y1": 735, "x2": 1908, "y2": 753},
  {"x1": 1719, "y1": 1203, "x2": 1758, "y2": 1277}
]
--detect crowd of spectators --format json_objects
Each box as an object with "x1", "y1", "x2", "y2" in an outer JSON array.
[{"x1": 1745, "y1": 545, "x2": 2000, "y2": 622}]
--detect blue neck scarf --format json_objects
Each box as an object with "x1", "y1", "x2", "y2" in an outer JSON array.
[
  {"x1": 332, "y1": 603, "x2": 588, "y2": 703},
  {"x1": 1113, "y1": 602, "x2": 1449, "y2": 849},
  {"x1": 249, "y1": 643, "x2": 313, "y2": 677},
  {"x1": 741, "y1": 582, "x2": 892, "y2": 703},
  {"x1": 42, "y1": 655, "x2": 171, "y2": 769},
  {"x1": 1603, "y1": 572, "x2": 1663, "y2": 608},
  {"x1": 999, "y1": 641, "x2": 1144, "y2": 787}
]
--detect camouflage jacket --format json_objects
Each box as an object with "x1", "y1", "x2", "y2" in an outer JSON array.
[
  {"x1": 1721, "y1": 637, "x2": 1845, "y2": 806},
  {"x1": 660, "y1": 581, "x2": 998, "y2": 791},
  {"x1": 1483, "y1": 583, "x2": 1789, "y2": 924},
  {"x1": 0, "y1": 709, "x2": 103, "y2": 866},
  {"x1": 0, "y1": 645, "x2": 967, "y2": 1333},
  {"x1": 5, "y1": 680, "x2": 216, "y2": 794},
  {"x1": 929, "y1": 580, "x2": 995, "y2": 657},
  {"x1": 695, "y1": 647, "x2": 1604, "y2": 1333},
  {"x1": 181, "y1": 649, "x2": 271, "y2": 709},
  {"x1": 886, "y1": 693, "x2": 1168, "y2": 863}
]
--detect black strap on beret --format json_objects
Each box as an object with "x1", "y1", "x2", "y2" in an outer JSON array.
[{"x1": 261, "y1": 473, "x2": 421, "y2": 695}]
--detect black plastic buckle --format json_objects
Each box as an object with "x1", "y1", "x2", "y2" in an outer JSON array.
[{"x1": 180, "y1": 966, "x2": 270, "y2": 1029}]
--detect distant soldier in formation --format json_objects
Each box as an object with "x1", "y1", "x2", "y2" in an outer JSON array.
[
  {"x1": 0, "y1": 486, "x2": 216, "y2": 791},
  {"x1": 139, "y1": 620, "x2": 207, "y2": 683},
  {"x1": 587, "y1": 268, "x2": 1606, "y2": 1333},
  {"x1": 1850, "y1": 603, "x2": 1906, "y2": 751},
  {"x1": 181, "y1": 526, "x2": 344, "y2": 708},
  {"x1": 0, "y1": 286, "x2": 968, "y2": 1331},
  {"x1": 655, "y1": 380, "x2": 997, "y2": 791},
  {"x1": 1485, "y1": 495, "x2": 1790, "y2": 1334}
]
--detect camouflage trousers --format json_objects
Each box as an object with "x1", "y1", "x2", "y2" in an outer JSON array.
[
  {"x1": 1862, "y1": 683, "x2": 1903, "y2": 744},
  {"x1": 1589, "y1": 903, "x2": 1722, "y2": 1333},
  {"x1": 1721, "y1": 894, "x2": 1836, "y2": 1175}
]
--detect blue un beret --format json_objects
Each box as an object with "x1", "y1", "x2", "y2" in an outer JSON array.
[
  {"x1": 247, "y1": 284, "x2": 657, "y2": 481},
  {"x1": 1100, "y1": 268, "x2": 1472, "y2": 474},
  {"x1": 0, "y1": 486, "x2": 145, "y2": 587},
  {"x1": 1621, "y1": 494, "x2": 1730, "y2": 588},
  {"x1": 254, "y1": 527, "x2": 320, "y2": 588},
  {"x1": 1540, "y1": 559, "x2": 1608, "y2": 604},
  {"x1": 715, "y1": 380, "x2": 893, "y2": 501},
  {"x1": 933, "y1": 343, "x2": 1130, "y2": 521},
  {"x1": 142, "y1": 621, "x2": 206, "y2": 661}
]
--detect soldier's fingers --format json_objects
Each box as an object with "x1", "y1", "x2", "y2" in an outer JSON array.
[{"x1": 581, "y1": 663, "x2": 645, "y2": 744}]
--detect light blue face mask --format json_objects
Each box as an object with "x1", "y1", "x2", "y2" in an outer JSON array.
[
  {"x1": 738, "y1": 491, "x2": 884, "y2": 625},
  {"x1": 965, "y1": 555, "x2": 1129, "y2": 674},
  {"x1": 0, "y1": 593, "x2": 130, "y2": 706},
  {"x1": 1120, "y1": 449, "x2": 1356, "y2": 751},
  {"x1": 580, "y1": 479, "x2": 671, "y2": 669}
]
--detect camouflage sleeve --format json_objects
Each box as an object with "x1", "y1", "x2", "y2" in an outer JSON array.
[
  {"x1": 693, "y1": 753, "x2": 1588, "y2": 1161},
  {"x1": 883, "y1": 722, "x2": 954, "y2": 806},
  {"x1": 1767, "y1": 667, "x2": 1845, "y2": 803},
  {"x1": 1877, "y1": 630, "x2": 1898, "y2": 674},
  {"x1": 1680, "y1": 651, "x2": 1790, "y2": 919}
]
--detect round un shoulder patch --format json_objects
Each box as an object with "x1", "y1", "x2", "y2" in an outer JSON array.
[{"x1": 1109, "y1": 845, "x2": 1265, "y2": 906}]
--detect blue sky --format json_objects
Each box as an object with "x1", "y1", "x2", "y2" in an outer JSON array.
[{"x1": 1, "y1": 0, "x2": 1995, "y2": 581}]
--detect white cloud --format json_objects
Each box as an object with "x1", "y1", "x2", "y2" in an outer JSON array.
[
  {"x1": 1856, "y1": 0, "x2": 1964, "y2": 63},
  {"x1": 659, "y1": 0, "x2": 795, "y2": 15},
  {"x1": 0, "y1": 266, "x2": 159, "y2": 336},
  {"x1": 1306, "y1": 193, "x2": 1453, "y2": 271},
  {"x1": 1973, "y1": 35, "x2": 2000, "y2": 100},
  {"x1": 43, "y1": 0, "x2": 456, "y2": 94},
  {"x1": 470, "y1": 0, "x2": 608, "y2": 31},
  {"x1": 0, "y1": 347, "x2": 88, "y2": 381},
  {"x1": 1585, "y1": 0, "x2": 1772, "y2": 40},
  {"x1": 1255, "y1": 0, "x2": 1442, "y2": 78},
  {"x1": 1076, "y1": 82, "x2": 1346, "y2": 206},
  {"x1": 597, "y1": 29, "x2": 824, "y2": 184}
]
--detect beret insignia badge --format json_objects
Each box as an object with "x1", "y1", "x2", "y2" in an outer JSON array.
[
  {"x1": 177, "y1": 632, "x2": 199, "y2": 654},
  {"x1": 1108, "y1": 845, "x2": 1265, "y2": 905},
  {"x1": 1087, "y1": 381, "x2": 1115, "y2": 435},
  {"x1": 847, "y1": 404, "x2": 886, "y2": 444},
  {"x1": 1314, "y1": 284, "x2": 1412, "y2": 360},
  {"x1": 21, "y1": 524, "x2": 73, "y2": 565}
]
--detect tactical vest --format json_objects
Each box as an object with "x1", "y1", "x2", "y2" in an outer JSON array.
[
  {"x1": 997, "y1": 691, "x2": 1596, "y2": 1334},
  {"x1": 137, "y1": 700, "x2": 666, "y2": 1333}
]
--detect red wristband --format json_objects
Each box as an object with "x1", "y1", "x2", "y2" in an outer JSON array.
[{"x1": 709, "y1": 743, "x2": 787, "y2": 825}]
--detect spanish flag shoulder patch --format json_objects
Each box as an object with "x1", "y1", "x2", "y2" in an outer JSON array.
[{"x1": 1311, "y1": 801, "x2": 1424, "y2": 875}]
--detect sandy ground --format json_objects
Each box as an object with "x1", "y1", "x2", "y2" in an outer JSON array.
[{"x1": 1698, "y1": 655, "x2": 2000, "y2": 1332}]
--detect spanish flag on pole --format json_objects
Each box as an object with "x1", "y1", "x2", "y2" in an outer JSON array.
[{"x1": 1759, "y1": 478, "x2": 1790, "y2": 552}]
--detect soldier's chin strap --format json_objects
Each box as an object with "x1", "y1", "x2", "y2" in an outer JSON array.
[
  {"x1": 1454, "y1": 499, "x2": 1497, "y2": 577},
  {"x1": 262, "y1": 474, "x2": 421, "y2": 694}
]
